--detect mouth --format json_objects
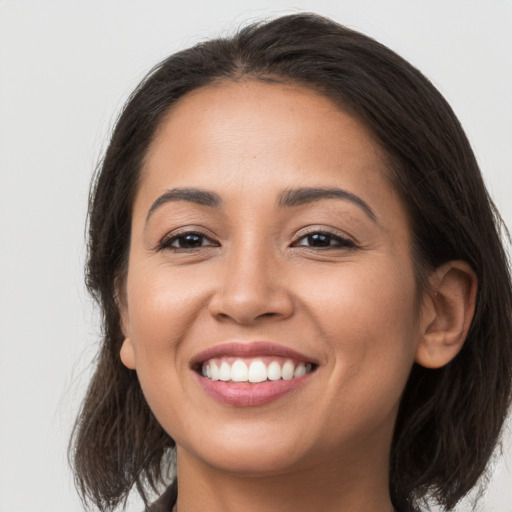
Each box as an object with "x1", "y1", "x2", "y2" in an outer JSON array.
[
  {"x1": 198, "y1": 356, "x2": 315, "y2": 383},
  {"x1": 191, "y1": 342, "x2": 318, "y2": 406}
]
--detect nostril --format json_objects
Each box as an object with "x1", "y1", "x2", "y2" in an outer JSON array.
[{"x1": 208, "y1": 281, "x2": 295, "y2": 325}]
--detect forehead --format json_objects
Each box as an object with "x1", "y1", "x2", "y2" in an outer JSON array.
[{"x1": 137, "y1": 80, "x2": 402, "y2": 222}]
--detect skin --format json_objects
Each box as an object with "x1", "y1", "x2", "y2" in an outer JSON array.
[{"x1": 119, "y1": 80, "x2": 477, "y2": 512}]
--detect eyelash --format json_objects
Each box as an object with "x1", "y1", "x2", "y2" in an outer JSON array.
[
  {"x1": 158, "y1": 231, "x2": 219, "y2": 251},
  {"x1": 291, "y1": 230, "x2": 357, "y2": 250},
  {"x1": 158, "y1": 229, "x2": 357, "y2": 252}
]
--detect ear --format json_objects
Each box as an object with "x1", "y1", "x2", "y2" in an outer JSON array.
[
  {"x1": 415, "y1": 261, "x2": 477, "y2": 369},
  {"x1": 120, "y1": 337, "x2": 136, "y2": 370},
  {"x1": 115, "y1": 274, "x2": 136, "y2": 370}
]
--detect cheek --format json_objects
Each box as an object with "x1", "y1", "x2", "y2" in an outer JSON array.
[
  {"x1": 296, "y1": 257, "x2": 419, "y2": 393},
  {"x1": 299, "y1": 257, "x2": 417, "y2": 334},
  {"x1": 124, "y1": 263, "x2": 207, "y2": 366},
  {"x1": 123, "y1": 265, "x2": 210, "y2": 436},
  {"x1": 329, "y1": 270, "x2": 417, "y2": 437}
]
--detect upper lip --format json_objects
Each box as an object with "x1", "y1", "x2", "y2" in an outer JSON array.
[{"x1": 190, "y1": 341, "x2": 318, "y2": 368}]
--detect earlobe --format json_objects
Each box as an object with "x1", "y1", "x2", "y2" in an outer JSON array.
[
  {"x1": 115, "y1": 275, "x2": 135, "y2": 369},
  {"x1": 120, "y1": 338, "x2": 136, "y2": 369},
  {"x1": 415, "y1": 261, "x2": 477, "y2": 369}
]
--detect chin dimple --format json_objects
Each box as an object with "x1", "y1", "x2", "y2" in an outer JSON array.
[{"x1": 200, "y1": 358, "x2": 314, "y2": 383}]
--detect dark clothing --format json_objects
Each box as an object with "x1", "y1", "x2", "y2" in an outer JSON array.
[
  {"x1": 148, "y1": 482, "x2": 177, "y2": 512},
  {"x1": 148, "y1": 482, "x2": 408, "y2": 511}
]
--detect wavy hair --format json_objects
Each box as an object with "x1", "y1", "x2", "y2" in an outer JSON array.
[{"x1": 69, "y1": 13, "x2": 512, "y2": 512}]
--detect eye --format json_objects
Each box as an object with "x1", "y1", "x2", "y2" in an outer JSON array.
[
  {"x1": 158, "y1": 231, "x2": 218, "y2": 251},
  {"x1": 293, "y1": 231, "x2": 356, "y2": 249}
]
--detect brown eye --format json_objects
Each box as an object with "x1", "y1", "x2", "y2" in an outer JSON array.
[
  {"x1": 294, "y1": 232, "x2": 356, "y2": 249},
  {"x1": 303, "y1": 233, "x2": 333, "y2": 247},
  {"x1": 174, "y1": 234, "x2": 206, "y2": 248},
  {"x1": 159, "y1": 232, "x2": 218, "y2": 251}
]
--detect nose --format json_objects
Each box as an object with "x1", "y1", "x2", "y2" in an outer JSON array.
[{"x1": 208, "y1": 243, "x2": 294, "y2": 325}]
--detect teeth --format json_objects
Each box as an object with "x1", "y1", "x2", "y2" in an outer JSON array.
[
  {"x1": 293, "y1": 363, "x2": 307, "y2": 378},
  {"x1": 211, "y1": 361, "x2": 220, "y2": 381},
  {"x1": 219, "y1": 361, "x2": 231, "y2": 381},
  {"x1": 201, "y1": 358, "x2": 314, "y2": 383},
  {"x1": 281, "y1": 360, "x2": 295, "y2": 380},
  {"x1": 231, "y1": 360, "x2": 248, "y2": 382},
  {"x1": 248, "y1": 360, "x2": 267, "y2": 383},
  {"x1": 267, "y1": 361, "x2": 281, "y2": 381}
]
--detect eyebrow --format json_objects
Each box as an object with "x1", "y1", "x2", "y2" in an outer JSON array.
[
  {"x1": 146, "y1": 186, "x2": 377, "y2": 223},
  {"x1": 146, "y1": 187, "x2": 221, "y2": 223},
  {"x1": 277, "y1": 187, "x2": 377, "y2": 222}
]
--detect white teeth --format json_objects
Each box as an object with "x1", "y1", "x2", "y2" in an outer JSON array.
[
  {"x1": 293, "y1": 363, "x2": 307, "y2": 378},
  {"x1": 231, "y1": 360, "x2": 248, "y2": 382},
  {"x1": 219, "y1": 361, "x2": 231, "y2": 381},
  {"x1": 248, "y1": 360, "x2": 267, "y2": 383},
  {"x1": 201, "y1": 358, "x2": 314, "y2": 382},
  {"x1": 267, "y1": 361, "x2": 282, "y2": 381},
  {"x1": 211, "y1": 361, "x2": 220, "y2": 381},
  {"x1": 281, "y1": 360, "x2": 295, "y2": 380}
]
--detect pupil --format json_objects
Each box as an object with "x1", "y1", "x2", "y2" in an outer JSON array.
[
  {"x1": 308, "y1": 233, "x2": 331, "y2": 246},
  {"x1": 179, "y1": 234, "x2": 202, "y2": 248}
]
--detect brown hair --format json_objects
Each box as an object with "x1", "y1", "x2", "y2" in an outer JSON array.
[{"x1": 70, "y1": 13, "x2": 512, "y2": 512}]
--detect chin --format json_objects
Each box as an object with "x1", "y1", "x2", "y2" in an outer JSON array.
[
  {"x1": 177, "y1": 424, "x2": 317, "y2": 476},
  {"x1": 197, "y1": 446, "x2": 311, "y2": 477}
]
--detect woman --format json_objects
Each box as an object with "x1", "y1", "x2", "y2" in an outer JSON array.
[{"x1": 70, "y1": 13, "x2": 512, "y2": 512}]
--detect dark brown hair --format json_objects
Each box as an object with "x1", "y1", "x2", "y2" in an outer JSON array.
[{"x1": 70, "y1": 13, "x2": 512, "y2": 512}]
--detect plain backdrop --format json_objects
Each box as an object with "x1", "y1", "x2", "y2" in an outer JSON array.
[{"x1": 0, "y1": 1, "x2": 511, "y2": 511}]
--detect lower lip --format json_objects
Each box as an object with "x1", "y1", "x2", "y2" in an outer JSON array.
[{"x1": 195, "y1": 373, "x2": 312, "y2": 407}]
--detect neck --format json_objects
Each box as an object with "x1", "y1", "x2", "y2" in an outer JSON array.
[{"x1": 174, "y1": 445, "x2": 394, "y2": 512}]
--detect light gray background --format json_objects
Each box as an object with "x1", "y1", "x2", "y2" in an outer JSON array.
[{"x1": 0, "y1": 1, "x2": 511, "y2": 511}]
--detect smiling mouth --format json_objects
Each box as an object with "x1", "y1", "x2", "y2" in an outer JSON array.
[
  {"x1": 199, "y1": 357, "x2": 316, "y2": 383},
  {"x1": 191, "y1": 342, "x2": 319, "y2": 406}
]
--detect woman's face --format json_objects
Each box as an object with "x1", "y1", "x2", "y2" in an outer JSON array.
[{"x1": 120, "y1": 80, "x2": 426, "y2": 477}]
